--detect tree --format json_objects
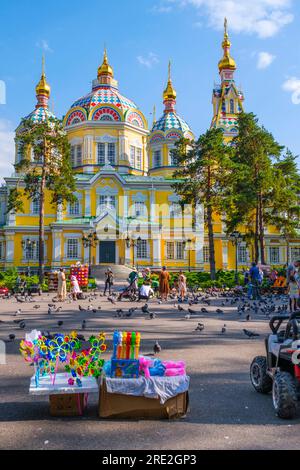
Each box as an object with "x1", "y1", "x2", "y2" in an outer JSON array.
[
  {"x1": 172, "y1": 128, "x2": 233, "y2": 280},
  {"x1": 225, "y1": 113, "x2": 283, "y2": 264},
  {"x1": 267, "y1": 150, "x2": 300, "y2": 263},
  {"x1": 7, "y1": 116, "x2": 77, "y2": 283}
]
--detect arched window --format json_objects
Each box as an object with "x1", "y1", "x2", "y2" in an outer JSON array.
[{"x1": 230, "y1": 99, "x2": 235, "y2": 114}]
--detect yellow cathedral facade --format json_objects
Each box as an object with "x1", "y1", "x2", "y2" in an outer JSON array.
[{"x1": 0, "y1": 23, "x2": 297, "y2": 274}]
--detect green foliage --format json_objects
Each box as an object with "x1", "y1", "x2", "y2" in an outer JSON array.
[
  {"x1": 7, "y1": 116, "x2": 77, "y2": 283},
  {"x1": 172, "y1": 128, "x2": 234, "y2": 280}
]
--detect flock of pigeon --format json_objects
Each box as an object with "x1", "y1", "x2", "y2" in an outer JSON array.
[{"x1": 0, "y1": 288, "x2": 290, "y2": 352}]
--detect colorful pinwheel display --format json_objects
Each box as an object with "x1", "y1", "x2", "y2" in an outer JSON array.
[{"x1": 20, "y1": 331, "x2": 107, "y2": 388}]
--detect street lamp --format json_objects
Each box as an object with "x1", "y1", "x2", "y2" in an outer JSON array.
[
  {"x1": 21, "y1": 239, "x2": 37, "y2": 276},
  {"x1": 126, "y1": 235, "x2": 142, "y2": 268},
  {"x1": 82, "y1": 231, "x2": 99, "y2": 275},
  {"x1": 229, "y1": 231, "x2": 243, "y2": 284}
]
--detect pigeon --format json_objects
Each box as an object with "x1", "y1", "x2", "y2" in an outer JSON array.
[
  {"x1": 153, "y1": 341, "x2": 161, "y2": 354},
  {"x1": 33, "y1": 305, "x2": 41, "y2": 310},
  {"x1": 19, "y1": 321, "x2": 26, "y2": 330},
  {"x1": 243, "y1": 329, "x2": 260, "y2": 338},
  {"x1": 116, "y1": 309, "x2": 124, "y2": 318},
  {"x1": 92, "y1": 309, "x2": 98, "y2": 314},
  {"x1": 201, "y1": 307, "x2": 208, "y2": 313},
  {"x1": 14, "y1": 309, "x2": 22, "y2": 317},
  {"x1": 185, "y1": 313, "x2": 191, "y2": 320},
  {"x1": 195, "y1": 323, "x2": 205, "y2": 332},
  {"x1": 108, "y1": 296, "x2": 116, "y2": 305},
  {"x1": 216, "y1": 309, "x2": 224, "y2": 314},
  {"x1": 82, "y1": 320, "x2": 86, "y2": 330},
  {"x1": 16, "y1": 296, "x2": 25, "y2": 303},
  {"x1": 149, "y1": 312, "x2": 156, "y2": 320},
  {"x1": 221, "y1": 324, "x2": 227, "y2": 334},
  {"x1": 55, "y1": 306, "x2": 62, "y2": 313},
  {"x1": 57, "y1": 321, "x2": 64, "y2": 327},
  {"x1": 188, "y1": 308, "x2": 197, "y2": 315},
  {"x1": 48, "y1": 307, "x2": 53, "y2": 315},
  {"x1": 79, "y1": 305, "x2": 86, "y2": 312},
  {"x1": 178, "y1": 305, "x2": 185, "y2": 312},
  {"x1": 9, "y1": 334, "x2": 15, "y2": 341},
  {"x1": 126, "y1": 308, "x2": 137, "y2": 318},
  {"x1": 246, "y1": 314, "x2": 251, "y2": 321},
  {"x1": 142, "y1": 304, "x2": 149, "y2": 314}
]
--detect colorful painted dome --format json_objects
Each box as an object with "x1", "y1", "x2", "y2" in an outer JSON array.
[
  {"x1": 17, "y1": 58, "x2": 56, "y2": 132},
  {"x1": 150, "y1": 63, "x2": 194, "y2": 142},
  {"x1": 25, "y1": 107, "x2": 55, "y2": 123},
  {"x1": 152, "y1": 112, "x2": 191, "y2": 135},
  {"x1": 64, "y1": 50, "x2": 147, "y2": 130}
]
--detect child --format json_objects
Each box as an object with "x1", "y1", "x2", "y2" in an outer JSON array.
[{"x1": 288, "y1": 275, "x2": 299, "y2": 312}]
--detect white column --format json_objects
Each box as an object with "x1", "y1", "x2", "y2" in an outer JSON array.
[
  {"x1": 222, "y1": 240, "x2": 228, "y2": 269},
  {"x1": 125, "y1": 245, "x2": 131, "y2": 265},
  {"x1": 52, "y1": 231, "x2": 62, "y2": 267},
  {"x1": 153, "y1": 238, "x2": 162, "y2": 267},
  {"x1": 123, "y1": 191, "x2": 128, "y2": 220},
  {"x1": 5, "y1": 233, "x2": 14, "y2": 265},
  {"x1": 85, "y1": 190, "x2": 91, "y2": 217},
  {"x1": 150, "y1": 189, "x2": 156, "y2": 224},
  {"x1": 56, "y1": 203, "x2": 63, "y2": 222},
  {"x1": 83, "y1": 135, "x2": 94, "y2": 172},
  {"x1": 6, "y1": 210, "x2": 16, "y2": 226}
]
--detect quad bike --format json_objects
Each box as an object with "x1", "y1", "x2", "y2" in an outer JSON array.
[{"x1": 250, "y1": 312, "x2": 300, "y2": 419}]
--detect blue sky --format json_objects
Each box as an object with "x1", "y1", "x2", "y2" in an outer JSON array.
[{"x1": 0, "y1": 0, "x2": 299, "y2": 177}]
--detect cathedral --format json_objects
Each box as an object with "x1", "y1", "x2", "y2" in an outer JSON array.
[{"x1": 0, "y1": 22, "x2": 294, "y2": 273}]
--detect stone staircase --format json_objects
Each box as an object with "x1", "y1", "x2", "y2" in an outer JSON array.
[{"x1": 90, "y1": 264, "x2": 132, "y2": 286}]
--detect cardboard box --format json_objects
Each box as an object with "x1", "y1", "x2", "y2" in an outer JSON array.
[
  {"x1": 49, "y1": 393, "x2": 87, "y2": 417},
  {"x1": 99, "y1": 380, "x2": 189, "y2": 419}
]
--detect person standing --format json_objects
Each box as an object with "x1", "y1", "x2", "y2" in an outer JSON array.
[
  {"x1": 57, "y1": 268, "x2": 67, "y2": 302},
  {"x1": 104, "y1": 268, "x2": 114, "y2": 296},
  {"x1": 70, "y1": 274, "x2": 82, "y2": 301},
  {"x1": 249, "y1": 262, "x2": 260, "y2": 300},
  {"x1": 288, "y1": 275, "x2": 299, "y2": 312},
  {"x1": 178, "y1": 271, "x2": 187, "y2": 302},
  {"x1": 287, "y1": 260, "x2": 300, "y2": 283},
  {"x1": 159, "y1": 266, "x2": 170, "y2": 301}
]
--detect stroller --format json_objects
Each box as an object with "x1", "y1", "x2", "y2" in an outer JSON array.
[{"x1": 117, "y1": 280, "x2": 138, "y2": 302}]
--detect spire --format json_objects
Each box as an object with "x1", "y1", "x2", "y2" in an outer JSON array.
[
  {"x1": 218, "y1": 18, "x2": 236, "y2": 73},
  {"x1": 163, "y1": 61, "x2": 177, "y2": 113},
  {"x1": 35, "y1": 56, "x2": 51, "y2": 108},
  {"x1": 98, "y1": 46, "x2": 114, "y2": 81}
]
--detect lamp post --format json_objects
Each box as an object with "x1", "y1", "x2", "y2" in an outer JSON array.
[
  {"x1": 126, "y1": 235, "x2": 142, "y2": 268},
  {"x1": 229, "y1": 231, "x2": 243, "y2": 284},
  {"x1": 21, "y1": 239, "x2": 37, "y2": 276},
  {"x1": 82, "y1": 231, "x2": 99, "y2": 276}
]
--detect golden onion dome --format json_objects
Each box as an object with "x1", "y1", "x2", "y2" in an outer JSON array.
[
  {"x1": 98, "y1": 48, "x2": 114, "y2": 78},
  {"x1": 218, "y1": 18, "x2": 236, "y2": 72},
  {"x1": 36, "y1": 57, "x2": 51, "y2": 97},
  {"x1": 163, "y1": 61, "x2": 177, "y2": 101}
]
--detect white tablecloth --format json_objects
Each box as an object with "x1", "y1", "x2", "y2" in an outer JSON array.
[
  {"x1": 104, "y1": 375, "x2": 190, "y2": 404},
  {"x1": 29, "y1": 373, "x2": 99, "y2": 396}
]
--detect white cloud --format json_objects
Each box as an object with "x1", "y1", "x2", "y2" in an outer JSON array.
[
  {"x1": 282, "y1": 77, "x2": 300, "y2": 104},
  {"x1": 151, "y1": 4, "x2": 173, "y2": 13},
  {"x1": 164, "y1": 0, "x2": 294, "y2": 37},
  {"x1": 36, "y1": 40, "x2": 53, "y2": 53},
  {"x1": 0, "y1": 119, "x2": 15, "y2": 181},
  {"x1": 137, "y1": 52, "x2": 159, "y2": 68},
  {"x1": 257, "y1": 51, "x2": 276, "y2": 69}
]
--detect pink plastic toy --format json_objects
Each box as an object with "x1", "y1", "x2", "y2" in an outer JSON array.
[{"x1": 139, "y1": 357, "x2": 153, "y2": 378}]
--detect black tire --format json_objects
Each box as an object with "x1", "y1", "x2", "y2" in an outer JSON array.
[
  {"x1": 250, "y1": 356, "x2": 272, "y2": 394},
  {"x1": 272, "y1": 372, "x2": 298, "y2": 419}
]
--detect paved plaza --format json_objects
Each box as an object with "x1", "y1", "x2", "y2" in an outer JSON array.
[{"x1": 0, "y1": 286, "x2": 299, "y2": 451}]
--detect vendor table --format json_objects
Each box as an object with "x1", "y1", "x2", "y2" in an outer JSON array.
[{"x1": 29, "y1": 374, "x2": 99, "y2": 416}]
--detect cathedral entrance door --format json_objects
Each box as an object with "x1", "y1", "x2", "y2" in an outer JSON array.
[{"x1": 99, "y1": 241, "x2": 116, "y2": 264}]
